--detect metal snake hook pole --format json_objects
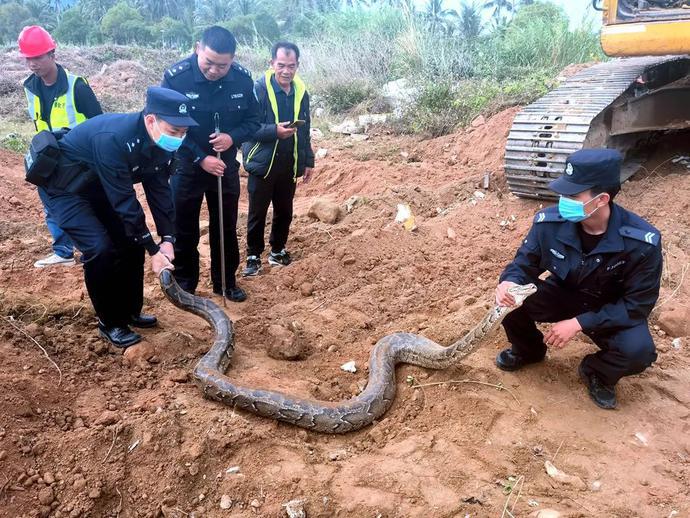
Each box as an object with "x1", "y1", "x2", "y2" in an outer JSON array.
[{"x1": 214, "y1": 112, "x2": 227, "y2": 307}]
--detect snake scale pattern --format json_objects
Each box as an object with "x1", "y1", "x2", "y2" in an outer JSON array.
[{"x1": 159, "y1": 269, "x2": 536, "y2": 434}]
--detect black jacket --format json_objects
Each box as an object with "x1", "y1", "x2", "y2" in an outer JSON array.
[
  {"x1": 241, "y1": 74, "x2": 314, "y2": 179},
  {"x1": 500, "y1": 204, "x2": 662, "y2": 333},
  {"x1": 54, "y1": 113, "x2": 175, "y2": 255},
  {"x1": 161, "y1": 55, "x2": 261, "y2": 172}
]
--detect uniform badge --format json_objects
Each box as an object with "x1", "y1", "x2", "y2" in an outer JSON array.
[
  {"x1": 565, "y1": 163, "x2": 574, "y2": 175},
  {"x1": 185, "y1": 92, "x2": 199, "y2": 100},
  {"x1": 549, "y1": 248, "x2": 565, "y2": 259},
  {"x1": 179, "y1": 104, "x2": 187, "y2": 114}
]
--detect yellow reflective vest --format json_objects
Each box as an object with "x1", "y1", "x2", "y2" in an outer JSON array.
[
  {"x1": 263, "y1": 69, "x2": 306, "y2": 180},
  {"x1": 24, "y1": 69, "x2": 87, "y2": 132}
]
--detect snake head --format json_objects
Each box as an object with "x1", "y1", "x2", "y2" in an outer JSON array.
[{"x1": 507, "y1": 283, "x2": 537, "y2": 307}]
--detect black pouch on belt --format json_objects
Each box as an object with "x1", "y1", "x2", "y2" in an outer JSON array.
[{"x1": 24, "y1": 130, "x2": 62, "y2": 186}]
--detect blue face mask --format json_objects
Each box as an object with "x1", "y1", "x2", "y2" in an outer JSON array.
[
  {"x1": 154, "y1": 120, "x2": 185, "y2": 152},
  {"x1": 558, "y1": 194, "x2": 602, "y2": 222}
]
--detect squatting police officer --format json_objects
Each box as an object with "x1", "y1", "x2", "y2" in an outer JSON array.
[
  {"x1": 161, "y1": 25, "x2": 261, "y2": 302},
  {"x1": 495, "y1": 149, "x2": 662, "y2": 409},
  {"x1": 43, "y1": 87, "x2": 198, "y2": 348}
]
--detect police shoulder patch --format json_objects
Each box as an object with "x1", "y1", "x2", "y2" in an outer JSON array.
[
  {"x1": 619, "y1": 226, "x2": 660, "y2": 246},
  {"x1": 533, "y1": 207, "x2": 564, "y2": 224},
  {"x1": 232, "y1": 62, "x2": 252, "y2": 78},
  {"x1": 166, "y1": 60, "x2": 191, "y2": 77}
]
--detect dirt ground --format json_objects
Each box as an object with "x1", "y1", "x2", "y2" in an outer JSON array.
[{"x1": 1, "y1": 105, "x2": 689, "y2": 518}]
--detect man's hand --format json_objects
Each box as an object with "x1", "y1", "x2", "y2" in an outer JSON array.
[
  {"x1": 159, "y1": 241, "x2": 175, "y2": 262},
  {"x1": 276, "y1": 121, "x2": 297, "y2": 140},
  {"x1": 151, "y1": 251, "x2": 173, "y2": 275},
  {"x1": 199, "y1": 155, "x2": 226, "y2": 177},
  {"x1": 495, "y1": 281, "x2": 518, "y2": 307},
  {"x1": 209, "y1": 132, "x2": 233, "y2": 153},
  {"x1": 302, "y1": 167, "x2": 313, "y2": 184},
  {"x1": 544, "y1": 318, "x2": 582, "y2": 349}
]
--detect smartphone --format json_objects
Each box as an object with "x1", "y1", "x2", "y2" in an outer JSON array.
[{"x1": 287, "y1": 120, "x2": 306, "y2": 128}]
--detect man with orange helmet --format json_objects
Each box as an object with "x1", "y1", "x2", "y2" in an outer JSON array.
[{"x1": 18, "y1": 25, "x2": 102, "y2": 268}]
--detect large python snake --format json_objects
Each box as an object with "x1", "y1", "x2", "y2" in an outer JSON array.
[{"x1": 159, "y1": 269, "x2": 536, "y2": 434}]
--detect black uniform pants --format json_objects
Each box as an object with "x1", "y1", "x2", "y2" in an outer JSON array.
[
  {"x1": 44, "y1": 181, "x2": 144, "y2": 328},
  {"x1": 501, "y1": 279, "x2": 657, "y2": 386},
  {"x1": 246, "y1": 155, "x2": 296, "y2": 257},
  {"x1": 170, "y1": 163, "x2": 240, "y2": 293}
]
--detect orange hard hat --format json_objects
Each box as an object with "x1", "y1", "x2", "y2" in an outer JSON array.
[{"x1": 17, "y1": 26, "x2": 56, "y2": 58}]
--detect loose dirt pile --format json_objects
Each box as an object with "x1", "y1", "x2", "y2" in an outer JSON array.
[{"x1": 0, "y1": 106, "x2": 689, "y2": 518}]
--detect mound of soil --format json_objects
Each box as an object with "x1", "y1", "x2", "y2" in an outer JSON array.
[{"x1": 0, "y1": 103, "x2": 689, "y2": 518}]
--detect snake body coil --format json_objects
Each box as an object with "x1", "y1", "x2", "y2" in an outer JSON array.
[{"x1": 160, "y1": 269, "x2": 535, "y2": 434}]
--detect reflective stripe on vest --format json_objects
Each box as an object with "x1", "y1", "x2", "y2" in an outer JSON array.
[
  {"x1": 264, "y1": 70, "x2": 307, "y2": 181},
  {"x1": 24, "y1": 71, "x2": 87, "y2": 133}
]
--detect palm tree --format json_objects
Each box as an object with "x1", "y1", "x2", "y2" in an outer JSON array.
[
  {"x1": 459, "y1": 1, "x2": 482, "y2": 40},
  {"x1": 424, "y1": 0, "x2": 458, "y2": 34},
  {"x1": 195, "y1": 0, "x2": 233, "y2": 23},
  {"x1": 483, "y1": 0, "x2": 514, "y2": 25}
]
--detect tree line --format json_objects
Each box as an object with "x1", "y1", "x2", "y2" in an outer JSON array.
[{"x1": 0, "y1": 0, "x2": 544, "y2": 48}]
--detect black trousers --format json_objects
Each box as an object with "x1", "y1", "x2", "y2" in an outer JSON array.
[
  {"x1": 246, "y1": 155, "x2": 297, "y2": 257},
  {"x1": 44, "y1": 181, "x2": 144, "y2": 327},
  {"x1": 170, "y1": 163, "x2": 240, "y2": 293},
  {"x1": 501, "y1": 279, "x2": 657, "y2": 386}
]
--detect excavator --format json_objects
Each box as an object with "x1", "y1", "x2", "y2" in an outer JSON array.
[{"x1": 504, "y1": 0, "x2": 690, "y2": 199}]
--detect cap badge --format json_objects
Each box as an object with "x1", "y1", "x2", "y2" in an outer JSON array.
[
  {"x1": 179, "y1": 104, "x2": 187, "y2": 114},
  {"x1": 565, "y1": 163, "x2": 574, "y2": 175}
]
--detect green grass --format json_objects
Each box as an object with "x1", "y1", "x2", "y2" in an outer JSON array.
[{"x1": 0, "y1": 121, "x2": 34, "y2": 154}]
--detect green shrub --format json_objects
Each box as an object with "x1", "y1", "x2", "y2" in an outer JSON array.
[
  {"x1": 0, "y1": 133, "x2": 30, "y2": 154},
  {"x1": 220, "y1": 12, "x2": 280, "y2": 45},
  {"x1": 55, "y1": 8, "x2": 89, "y2": 44},
  {"x1": 319, "y1": 80, "x2": 374, "y2": 113},
  {"x1": 0, "y1": 3, "x2": 32, "y2": 44},
  {"x1": 101, "y1": 3, "x2": 151, "y2": 45}
]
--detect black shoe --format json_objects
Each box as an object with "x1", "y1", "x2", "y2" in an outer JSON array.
[
  {"x1": 495, "y1": 348, "x2": 544, "y2": 372},
  {"x1": 98, "y1": 321, "x2": 141, "y2": 349},
  {"x1": 130, "y1": 313, "x2": 158, "y2": 328},
  {"x1": 213, "y1": 285, "x2": 247, "y2": 303},
  {"x1": 242, "y1": 255, "x2": 262, "y2": 277},
  {"x1": 578, "y1": 363, "x2": 616, "y2": 409},
  {"x1": 268, "y1": 249, "x2": 291, "y2": 267}
]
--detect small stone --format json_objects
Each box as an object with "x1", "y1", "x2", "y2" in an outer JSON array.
[
  {"x1": 590, "y1": 480, "x2": 602, "y2": 492},
  {"x1": 43, "y1": 472, "x2": 55, "y2": 485},
  {"x1": 250, "y1": 499, "x2": 261, "y2": 509},
  {"x1": 38, "y1": 487, "x2": 54, "y2": 505},
  {"x1": 0, "y1": 450, "x2": 6, "y2": 461},
  {"x1": 73, "y1": 477, "x2": 87, "y2": 491},
  {"x1": 342, "y1": 256, "x2": 356, "y2": 266},
  {"x1": 307, "y1": 199, "x2": 343, "y2": 224},
  {"x1": 266, "y1": 324, "x2": 308, "y2": 361},
  {"x1": 471, "y1": 115, "x2": 486, "y2": 128},
  {"x1": 188, "y1": 463, "x2": 200, "y2": 476},
  {"x1": 657, "y1": 307, "x2": 690, "y2": 337},
  {"x1": 340, "y1": 361, "x2": 356, "y2": 373},
  {"x1": 95, "y1": 410, "x2": 120, "y2": 426},
  {"x1": 328, "y1": 449, "x2": 347, "y2": 461},
  {"x1": 299, "y1": 283, "x2": 313, "y2": 297},
  {"x1": 166, "y1": 369, "x2": 189, "y2": 383},
  {"x1": 88, "y1": 487, "x2": 101, "y2": 499},
  {"x1": 283, "y1": 499, "x2": 306, "y2": 518},
  {"x1": 122, "y1": 341, "x2": 156, "y2": 365},
  {"x1": 531, "y1": 511, "x2": 562, "y2": 518},
  {"x1": 219, "y1": 495, "x2": 232, "y2": 510}
]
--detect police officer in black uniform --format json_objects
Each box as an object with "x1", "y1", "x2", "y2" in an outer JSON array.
[
  {"x1": 495, "y1": 149, "x2": 662, "y2": 409},
  {"x1": 43, "y1": 87, "x2": 198, "y2": 348},
  {"x1": 161, "y1": 25, "x2": 261, "y2": 302}
]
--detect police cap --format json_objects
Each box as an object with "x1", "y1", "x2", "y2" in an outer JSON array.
[
  {"x1": 549, "y1": 148, "x2": 622, "y2": 196},
  {"x1": 144, "y1": 86, "x2": 198, "y2": 127}
]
